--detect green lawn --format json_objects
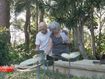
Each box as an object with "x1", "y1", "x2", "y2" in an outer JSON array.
[{"x1": 0, "y1": 69, "x2": 105, "y2": 79}]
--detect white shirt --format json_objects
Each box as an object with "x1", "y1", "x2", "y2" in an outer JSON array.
[{"x1": 35, "y1": 30, "x2": 51, "y2": 52}]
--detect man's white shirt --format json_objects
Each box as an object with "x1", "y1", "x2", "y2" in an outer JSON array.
[{"x1": 35, "y1": 30, "x2": 51, "y2": 52}]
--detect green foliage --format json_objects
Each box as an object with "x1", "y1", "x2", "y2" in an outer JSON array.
[
  {"x1": 15, "y1": 0, "x2": 45, "y2": 13},
  {"x1": 0, "y1": 31, "x2": 10, "y2": 65},
  {"x1": 29, "y1": 24, "x2": 37, "y2": 49},
  {"x1": 8, "y1": 44, "x2": 32, "y2": 64},
  {"x1": 95, "y1": 33, "x2": 105, "y2": 59},
  {"x1": 85, "y1": 48, "x2": 95, "y2": 59},
  {"x1": 8, "y1": 41, "x2": 37, "y2": 65},
  {"x1": 15, "y1": 0, "x2": 31, "y2": 13},
  {"x1": 45, "y1": 0, "x2": 105, "y2": 28},
  {"x1": 8, "y1": 46, "x2": 29, "y2": 64}
]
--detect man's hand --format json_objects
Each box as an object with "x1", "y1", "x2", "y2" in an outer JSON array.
[{"x1": 35, "y1": 45, "x2": 40, "y2": 51}]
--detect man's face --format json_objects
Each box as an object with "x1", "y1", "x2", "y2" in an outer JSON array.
[{"x1": 38, "y1": 22, "x2": 47, "y2": 34}]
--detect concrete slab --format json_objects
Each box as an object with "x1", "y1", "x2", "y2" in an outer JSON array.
[{"x1": 52, "y1": 59, "x2": 105, "y2": 78}]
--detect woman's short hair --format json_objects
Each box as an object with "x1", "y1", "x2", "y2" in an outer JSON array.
[{"x1": 48, "y1": 21, "x2": 60, "y2": 31}]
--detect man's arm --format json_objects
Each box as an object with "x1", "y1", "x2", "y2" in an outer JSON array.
[
  {"x1": 35, "y1": 45, "x2": 40, "y2": 51},
  {"x1": 35, "y1": 34, "x2": 40, "y2": 50}
]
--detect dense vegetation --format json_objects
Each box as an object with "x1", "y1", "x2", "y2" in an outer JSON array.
[{"x1": 0, "y1": 0, "x2": 105, "y2": 78}]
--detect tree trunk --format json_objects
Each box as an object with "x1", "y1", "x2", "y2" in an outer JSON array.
[
  {"x1": 77, "y1": 18, "x2": 88, "y2": 59},
  {"x1": 0, "y1": 0, "x2": 10, "y2": 28},
  {"x1": 0, "y1": 0, "x2": 10, "y2": 65},
  {"x1": 89, "y1": 6, "x2": 96, "y2": 59},
  {"x1": 97, "y1": 11, "x2": 103, "y2": 56},
  {"x1": 73, "y1": 27, "x2": 79, "y2": 50},
  {"x1": 24, "y1": 7, "x2": 31, "y2": 53},
  {"x1": 39, "y1": 8, "x2": 44, "y2": 22},
  {"x1": 0, "y1": 0, "x2": 10, "y2": 42},
  {"x1": 90, "y1": 26, "x2": 96, "y2": 59},
  {"x1": 36, "y1": 4, "x2": 39, "y2": 32}
]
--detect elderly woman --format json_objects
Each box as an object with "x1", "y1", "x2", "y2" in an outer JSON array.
[{"x1": 46, "y1": 21, "x2": 70, "y2": 60}]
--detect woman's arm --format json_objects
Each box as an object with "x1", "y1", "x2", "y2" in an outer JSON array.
[
  {"x1": 60, "y1": 32, "x2": 70, "y2": 44},
  {"x1": 45, "y1": 38, "x2": 53, "y2": 55}
]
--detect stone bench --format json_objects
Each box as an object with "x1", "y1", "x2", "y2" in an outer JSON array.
[{"x1": 52, "y1": 59, "x2": 105, "y2": 78}]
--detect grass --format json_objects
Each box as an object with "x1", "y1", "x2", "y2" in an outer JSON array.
[{"x1": 0, "y1": 69, "x2": 105, "y2": 79}]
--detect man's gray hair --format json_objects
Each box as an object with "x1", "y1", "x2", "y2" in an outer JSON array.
[{"x1": 48, "y1": 21, "x2": 60, "y2": 31}]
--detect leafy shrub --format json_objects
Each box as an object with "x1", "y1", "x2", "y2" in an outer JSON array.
[{"x1": 0, "y1": 31, "x2": 10, "y2": 65}]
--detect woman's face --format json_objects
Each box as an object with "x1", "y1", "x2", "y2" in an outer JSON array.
[{"x1": 52, "y1": 29, "x2": 60, "y2": 34}]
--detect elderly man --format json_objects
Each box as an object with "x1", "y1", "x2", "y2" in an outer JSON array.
[
  {"x1": 35, "y1": 22, "x2": 51, "y2": 54},
  {"x1": 35, "y1": 22, "x2": 54, "y2": 66}
]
